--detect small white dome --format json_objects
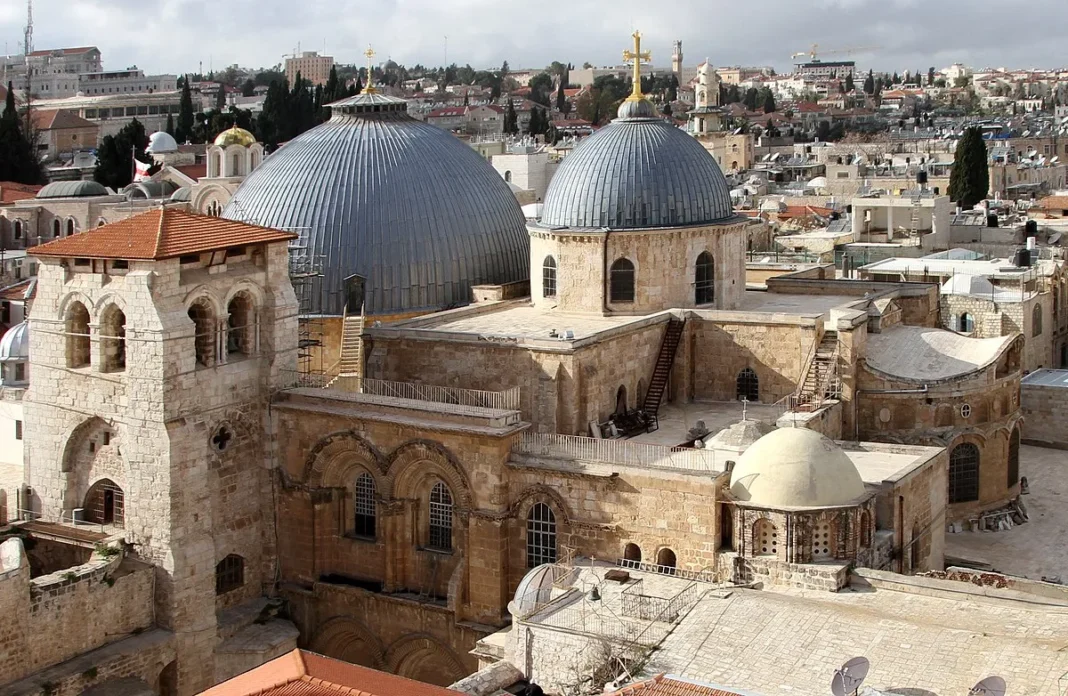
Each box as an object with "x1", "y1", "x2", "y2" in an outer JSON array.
[
  {"x1": 729, "y1": 427, "x2": 866, "y2": 508},
  {"x1": 0, "y1": 321, "x2": 29, "y2": 362},
  {"x1": 147, "y1": 131, "x2": 178, "y2": 154}
]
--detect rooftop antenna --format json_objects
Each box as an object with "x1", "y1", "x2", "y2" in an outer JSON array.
[
  {"x1": 21, "y1": 0, "x2": 32, "y2": 131},
  {"x1": 968, "y1": 677, "x2": 1007, "y2": 696},
  {"x1": 830, "y1": 656, "x2": 870, "y2": 696}
]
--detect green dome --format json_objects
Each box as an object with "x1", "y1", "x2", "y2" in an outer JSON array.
[{"x1": 37, "y1": 180, "x2": 109, "y2": 199}]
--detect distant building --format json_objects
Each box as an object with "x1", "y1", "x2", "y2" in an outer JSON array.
[
  {"x1": 29, "y1": 109, "x2": 98, "y2": 162},
  {"x1": 285, "y1": 51, "x2": 334, "y2": 87},
  {"x1": 76, "y1": 67, "x2": 177, "y2": 96},
  {"x1": 793, "y1": 59, "x2": 855, "y2": 78},
  {"x1": 32, "y1": 90, "x2": 184, "y2": 141}
]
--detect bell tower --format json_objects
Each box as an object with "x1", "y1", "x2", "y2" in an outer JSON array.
[{"x1": 672, "y1": 40, "x2": 683, "y2": 83}]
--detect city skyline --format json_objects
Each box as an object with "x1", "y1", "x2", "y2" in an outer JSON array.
[{"x1": 0, "y1": 0, "x2": 1065, "y2": 79}]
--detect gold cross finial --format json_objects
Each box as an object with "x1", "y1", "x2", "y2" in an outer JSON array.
[
  {"x1": 622, "y1": 30, "x2": 651, "y2": 101},
  {"x1": 363, "y1": 45, "x2": 377, "y2": 94}
]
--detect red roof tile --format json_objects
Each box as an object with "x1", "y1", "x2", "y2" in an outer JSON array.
[
  {"x1": 31, "y1": 109, "x2": 97, "y2": 131},
  {"x1": 28, "y1": 46, "x2": 98, "y2": 57},
  {"x1": 174, "y1": 163, "x2": 207, "y2": 181},
  {"x1": 607, "y1": 674, "x2": 745, "y2": 696},
  {"x1": 0, "y1": 278, "x2": 35, "y2": 302},
  {"x1": 29, "y1": 208, "x2": 296, "y2": 260},
  {"x1": 0, "y1": 181, "x2": 43, "y2": 204},
  {"x1": 199, "y1": 650, "x2": 464, "y2": 696}
]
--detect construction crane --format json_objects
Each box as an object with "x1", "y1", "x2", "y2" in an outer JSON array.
[{"x1": 791, "y1": 44, "x2": 881, "y2": 62}]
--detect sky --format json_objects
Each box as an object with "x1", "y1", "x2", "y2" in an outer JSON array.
[{"x1": 0, "y1": 0, "x2": 1065, "y2": 77}]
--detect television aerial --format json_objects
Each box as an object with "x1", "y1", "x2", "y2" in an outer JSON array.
[
  {"x1": 968, "y1": 676, "x2": 1007, "y2": 696},
  {"x1": 830, "y1": 656, "x2": 870, "y2": 696}
]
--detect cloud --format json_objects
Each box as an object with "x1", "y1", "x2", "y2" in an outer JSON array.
[{"x1": 1, "y1": 0, "x2": 1065, "y2": 76}]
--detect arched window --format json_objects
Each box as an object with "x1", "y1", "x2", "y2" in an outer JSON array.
[
  {"x1": 504, "y1": 170, "x2": 512, "y2": 182},
  {"x1": 609, "y1": 258, "x2": 635, "y2": 303},
  {"x1": 97, "y1": 218, "x2": 107, "y2": 228},
  {"x1": 84, "y1": 478, "x2": 124, "y2": 527},
  {"x1": 948, "y1": 443, "x2": 980, "y2": 503},
  {"x1": 1007, "y1": 427, "x2": 1020, "y2": 488},
  {"x1": 188, "y1": 300, "x2": 216, "y2": 367},
  {"x1": 232, "y1": 153, "x2": 241, "y2": 177},
  {"x1": 66, "y1": 301, "x2": 91, "y2": 368},
  {"x1": 1032, "y1": 304, "x2": 1042, "y2": 337},
  {"x1": 615, "y1": 384, "x2": 627, "y2": 415},
  {"x1": 66, "y1": 218, "x2": 76, "y2": 237},
  {"x1": 13, "y1": 220, "x2": 22, "y2": 239},
  {"x1": 210, "y1": 151, "x2": 221, "y2": 178},
  {"x1": 656, "y1": 548, "x2": 677, "y2": 575},
  {"x1": 736, "y1": 368, "x2": 759, "y2": 402},
  {"x1": 226, "y1": 292, "x2": 254, "y2": 356},
  {"x1": 623, "y1": 543, "x2": 641, "y2": 564},
  {"x1": 353, "y1": 472, "x2": 376, "y2": 538},
  {"x1": 99, "y1": 305, "x2": 126, "y2": 373},
  {"x1": 959, "y1": 312, "x2": 975, "y2": 333},
  {"x1": 753, "y1": 518, "x2": 778, "y2": 556},
  {"x1": 250, "y1": 150, "x2": 260, "y2": 170},
  {"x1": 526, "y1": 502, "x2": 557, "y2": 568},
  {"x1": 215, "y1": 554, "x2": 244, "y2": 594},
  {"x1": 428, "y1": 481, "x2": 453, "y2": 551},
  {"x1": 542, "y1": 256, "x2": 557, "y2": 298},
  {"x1": 52, "y1": 218, "x2": 61, "y2": 238},
  {"x1": 695, "y1": 251, "x2": 715, "y2": 305}
]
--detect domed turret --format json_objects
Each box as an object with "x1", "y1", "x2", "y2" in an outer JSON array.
[
  {"x1": 729, "y1": 428, "x2": 866, "y2": 508},
  {"x1": 0, "y1": 321, "x2": 29, "y2": 386},
  {"x1": 214, "y1": 126, "x2": 257, "y2": 148}
]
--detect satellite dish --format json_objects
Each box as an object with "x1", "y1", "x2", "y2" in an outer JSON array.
[
  {"x1": 830, "y1": 657, "x2": 870, "y2": 696},
  {"x1": 969, "y1": 676, "x2": 1006, "y2": 696}
]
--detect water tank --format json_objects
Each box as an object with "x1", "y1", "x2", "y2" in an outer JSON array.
[
  {"x1": 916, "y1": 170, "x2": 928, "y2": 185},
  {"x1": 987, "y1": 213, "x2": 999, "y2": 228},
  {"x1": 1014, "y1": 248, "x2": 1032, "y2": 267},
  {"x1": 1026, "y1": 219, "x2": 1038, "y2": 237}
]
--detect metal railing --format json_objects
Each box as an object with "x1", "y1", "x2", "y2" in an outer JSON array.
[
  {"x1": 513, "y1": 433, "x2": 718, "y2": 472},
  {"x1": 359, "y1": 379, "x2": 520, "y2": 411},
  {"x1": 621, "y1": 580, "x2": 701, "y2": 623},
  {"x1": 616, "y1": 558, "x2": 718, "y2": 584}
]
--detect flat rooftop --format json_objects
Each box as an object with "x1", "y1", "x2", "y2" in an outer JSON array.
[
  {"x1": 645, "y1": 578, "x2": 1068, "y2": 695},
  {"x1": 739, "y1": 292, "x2": 861, "y2": 317},
  {"x1": 860, "y1": 255, "x2": 1032, "y2": 278},
  {"x1": 1022, "y1": 368, "x2": 1068, "y2": 388}
]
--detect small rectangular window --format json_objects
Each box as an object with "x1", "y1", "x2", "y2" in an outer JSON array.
[
  {"x1": 14, "y1": 421, "x2": 22, "y2": 440},
  {"x1": 226, "y1": 246, "x2": 246, "y2": 259},
  {"x1": 103, "y1": 431, "x2": 111, "y2": 446},
  {"x1": 73, "y1": 258, "x2": 91, "y2": 267},
  {"x1": 111, "y1": 260, "x2": 129, "y2": 269},
  {"x1": 179, "y1": 254, "x2": 200, "y2": 264}
]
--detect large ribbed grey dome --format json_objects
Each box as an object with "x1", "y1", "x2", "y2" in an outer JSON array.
[
  {"x1": 539, "y1": 112, "x2": 734, "y2": 229},
  {"x1": 223, "y1": 93, "x2": 528, "y2": 316}
]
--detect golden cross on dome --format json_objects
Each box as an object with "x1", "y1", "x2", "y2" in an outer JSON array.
[
  {"x1": 363, "y1": 45, "x2": 377, "y2": 94},
  {"x1": 622, "y1": 31, "x2": 651, "y2": 101}
]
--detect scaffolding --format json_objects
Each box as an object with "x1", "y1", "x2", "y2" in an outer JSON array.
[{"x1": 288, "y1": 229, "x2": 326, "y2": 387}]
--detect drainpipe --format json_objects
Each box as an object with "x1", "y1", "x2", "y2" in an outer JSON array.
[{"x1": 854, "y1": 385, "x2": 930, "y2": 441}]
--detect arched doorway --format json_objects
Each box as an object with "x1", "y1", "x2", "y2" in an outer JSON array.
[
  {"x1": 615, "y1": 385, "x2": 627, "y2": 415},
  {"x1": 720, "y1": 504, "x2": 734, "y2": 550},
  {"x1": 623, "y1": 543, "x2": 641, "y2": 564},
  {"x1": 84, "y1": 479, "x2": 124, "y2": 527},
  {"x1": 656, "y1": 548, "x2": 677, "y2": 575},
  {"x1": 694, "y1": 251, "x2": 715, "y2": 305}
]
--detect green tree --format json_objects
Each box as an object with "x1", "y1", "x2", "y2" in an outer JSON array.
[
  {"x1": 527, "y1": 107, "x2": 541, "y2": 135},
  {"x1": 742, "y1": 88, "x2": 759, "y2": 111},
  {"x1": 663, "y1": 102, "x2": 673, "y2": 116},
  {"x1": 529, "y1": 72, "x2": 554, "y2": 107},
  {"x1": 556, "y1": 81, "x2": 567, "y2": 112},
  {"x1": 927, "y1": 67, "x2": 935, "y2": 85},
  {"x1": 177, "y1": 76, "x2": 195, "y2": 143},
  {"x1": 504, "y1": 99, "x2": 518, "y2": 135},
  {"x1": 94, "y1": 118, "x2": 150, "y2": 189},
  {"x1": 215, "y1": 83, "x2": 227, "y2": 112},
  {"x1": 241, "y1": 79, "x2": 256, "y2": 97},
  {"x1": 165, "y1": 114, "x2": 175, "y2": 137},
  {"x1": 948, "y1": 126, "x2": 990, "y2": 209},
  {"x1": 863, "y1": 69, "x2": 875, "y2": 95},
  {"x1": 844, "y1": 72, "x2": 855, "y2": 91},
  {"x1": 762, "y1": 89, "x2": 777, "y2": 114},
  {"x1": 0, "y1": 81, "x2": 44, "y2": 184},
  {"x1": 324, "y1": 66, "x2": 340, "y2": 103}
]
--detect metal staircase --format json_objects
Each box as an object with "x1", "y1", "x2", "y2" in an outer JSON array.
[
  {"x1": 908, "y1": 194, "x2": 922, "y2": 237},
  {"x1": 795, "y1": 331, "x2": 841, "y2": 410},
  {"x1": 641, "y1": 318, "x2": 686, "y2": 417}
]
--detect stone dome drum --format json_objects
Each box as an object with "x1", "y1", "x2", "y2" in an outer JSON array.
[
  {"x1": 729, "y1": 427, "x2": 866, "y2": 508},
  {"x1": 538, "y1": 107, "x2": 734, "y2": 230},
  {"x1": 223, "y1": 93, "x2": 528, "y2": 316}
]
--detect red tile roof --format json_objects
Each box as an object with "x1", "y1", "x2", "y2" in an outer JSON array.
[
  {"x1": 1039, "y1": 195, "x2": 1068, "y2": 210},
  {"x1": 428, "y1": 107, "x2": 467, "y2": 118},
  {"x1": 607, "y1": 674, "x2": 745, "y2": 696},
  {"x1": 174, "y1": 163, "x2": 207, "y2": 181},
  {"x1": 28, "y1": 46, "x2": 98, "y2": 57},
  {"x1": 199, "y1": 650, "x2": 464, "y2": 696},
  {"x1": 0, "y1": 278, "x2": 35, "y2": 302},
  {"x1": 0, "y1": 181, "x2": 43, "y2": 203},
  {"x1": 29, "y1": 208, "x2": 297, "y2": 260},
  {"x1": 31, "y1": 109, "x2": 97, "y2": 131}
]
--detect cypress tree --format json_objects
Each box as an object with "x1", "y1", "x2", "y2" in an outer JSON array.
[
  {"x1": 556, "y1": 80, "x2": 566, "y2": 112},
  {"x1": 948, "y1": 126, "x2": 990, "y2": 209},
  {"x1": 324, "y1": 65, "x2": 340, "y2": 103},
  {"x1": 763, "y1": 90, "x2": 777, "y2": 114},
  {"x1": 863, "y1": 70, "x2": 875, "y2": 95},
  {"x1": 504, "y1": 99, "x2": 518, "y2": 135},
  {"x1": 0, "y1": 81, "x2": 44, "y2": 184},
  {"x1": 165, "y1": 114, "x2": 175, "y2": 137},
  {"x1": 215, "y1": 83, "x2": 226, "y2": 112},
  {"x1": 177, "y1": 76, "x2": 195, "y2": 143}
]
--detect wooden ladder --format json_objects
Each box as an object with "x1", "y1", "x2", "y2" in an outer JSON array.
[
  {"x1": 326, "y1": 312, "x2": 365, "y2": 390},
  {"x1": 641, "y1": 318, "x2": 686, "y2": 416}
]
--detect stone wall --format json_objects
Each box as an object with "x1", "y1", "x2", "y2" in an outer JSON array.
[
  {"x1": 940, "y1": 292, "x2": 1051, "y2": 372},
  {"x1": 1021, "y1": 376, "x2": 1068, "y2": 447},
  {"x1": 0, "y1": 538, "x2": 156, "y2": 687}
]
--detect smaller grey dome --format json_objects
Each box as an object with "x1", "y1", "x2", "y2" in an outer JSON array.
[
  {"x1": 512, "y1": 564, "x2": 555, "y2": 616},
  {"x1": 147, "y1": 131, "x2": 178, "y2": 154},
  {"x1": 0, "y1": 321, "x2": 29, "y2": 361},
  {"x1": 169, "y1": 186, "x2": 192, "y2": 202},
  {"x1": 37, "y1": 181, "x2": 108, "y2": 199},
  {"x1": 617, "y1": 98, "x2": 657, "y2": 120}
]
